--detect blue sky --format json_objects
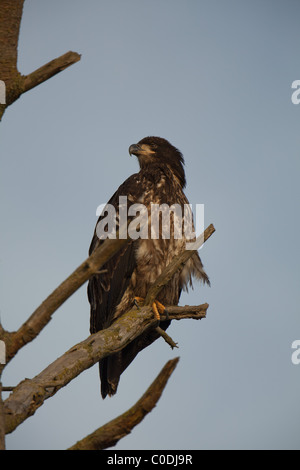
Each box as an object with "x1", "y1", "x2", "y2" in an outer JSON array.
[{"x1": 0, "y1": 0, "x2": 300, "y2": 450}]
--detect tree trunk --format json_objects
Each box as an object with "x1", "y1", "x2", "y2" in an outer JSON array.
[{"x1": 0, "y1": 0, "x2": 24, "y2": 118}]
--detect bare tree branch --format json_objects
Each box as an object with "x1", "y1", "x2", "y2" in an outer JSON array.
[
  {"x1": 155, "y1": 327, "x2": 178, "y2": 349},
  {"x1": 162, "y1": 303, "x2": 209, "y2": 320},
  {"x1": 22, "y1": 51, "x2": 81, "y2": 94},
  {"x1": 3, "y1": 303, "x2": 208, "y2": 435},
  {"x1": 68, "y1": 358, "x2": 179, "y2": 450},
  {"x1": 3, "y1": 305, "x2": 154, "y2": 434},
  {"x1": 154, "y1": 303, "x2": 208, "y2": 349}
]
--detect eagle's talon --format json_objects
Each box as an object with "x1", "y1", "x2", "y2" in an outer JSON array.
[
  {"x1": 133, "y1": 296, "x2": 144, "y2": 309},
  {"x1": 152, "y1": 300, "x2": 166, "y2": 321},
  {"x1": 134, "y1": 297, "x2": 166, "y2": 321}
]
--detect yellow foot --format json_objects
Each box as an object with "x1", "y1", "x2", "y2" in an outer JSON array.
[
  {"x1": 133, "y1": 297, "x2": 166, "y2": 321},
  {"x1": 152, "y1": 300, "x2": 166, "y2": 320}
]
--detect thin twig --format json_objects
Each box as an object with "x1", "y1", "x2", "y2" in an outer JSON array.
[{"x1": 155, "y1": 327, "x2": 178, "y2": 349}]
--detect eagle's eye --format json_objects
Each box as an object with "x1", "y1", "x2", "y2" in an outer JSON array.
[{"x1": 139, "y1": 143, "x2": 156, "y2": 156}]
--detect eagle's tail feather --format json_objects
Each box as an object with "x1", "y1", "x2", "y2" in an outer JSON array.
[
  {"x1": 99, "y1": 356, "x2": 120, "y2": 398},
  {"x1": 99, "y1": 319, "x2": 170, "y2": 398}
]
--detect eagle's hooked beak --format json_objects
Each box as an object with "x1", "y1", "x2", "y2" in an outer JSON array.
[{"x1": 129, "y1": 144, "x2": 141, "y2": 156}]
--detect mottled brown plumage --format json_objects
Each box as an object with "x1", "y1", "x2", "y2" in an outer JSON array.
[{"x1": 88, "y1": 137, "x2": 209, "y2": 398}]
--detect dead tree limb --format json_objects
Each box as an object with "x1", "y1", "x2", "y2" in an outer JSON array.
[
  {"x1": 154, "y1": 303, "x2": 209, "y2": 349},
  {"x1": 162, "y1": 303, "x2": 208, "y2": 320},
  {"x1": 22, "y1": 51, "x2": 81, "y2": 94},
  {"x1": 4, "y1": 306, "x2": 154, "y2": 434},
  {"x1": 68, "y1": 358, "x2": 179, "y2": 450},
  {"x1": 3, "y1": 303, "x2": 208, "y2": 435}
]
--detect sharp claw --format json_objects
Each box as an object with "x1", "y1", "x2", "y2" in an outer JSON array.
[
  {"x1": 134, "y1": 296, "x2": 144, "y2": 309},
  {"x1": 134, "y1": 297, "x2": 167, "y2": 322}
]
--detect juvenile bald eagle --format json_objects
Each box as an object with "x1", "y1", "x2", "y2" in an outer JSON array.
[{"x1": 88, "y1": 136, "x2": 209, "y2": 398}]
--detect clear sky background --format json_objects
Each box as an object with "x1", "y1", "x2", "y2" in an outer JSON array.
[{"x1": 0, "y1": 0, "x2": 299, "y2": 450}]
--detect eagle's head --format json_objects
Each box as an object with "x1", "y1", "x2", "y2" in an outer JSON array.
[{"x1": 129, "y1": 136, "x2": 186, "y2": 188}]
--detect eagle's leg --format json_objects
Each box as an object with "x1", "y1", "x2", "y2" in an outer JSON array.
[{"x1": 133, "y1": 296, "x2": 167, "y2": 321}]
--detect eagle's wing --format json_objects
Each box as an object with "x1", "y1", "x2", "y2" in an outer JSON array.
[
  {"x1": 88, "y1": 173, "x2": 157, "y2": 398},
  {"x1": 88, "y1": 241, "x2": 136, "y2": 332},
  {"x1": 88, "y1": 174, "x2": 143, "y2": 334}
]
